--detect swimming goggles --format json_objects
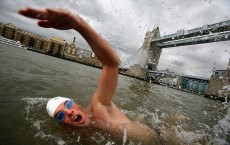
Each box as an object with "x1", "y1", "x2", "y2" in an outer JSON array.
[{"x1": 55, "y1": 99, "x2": 74, "y2": 123}]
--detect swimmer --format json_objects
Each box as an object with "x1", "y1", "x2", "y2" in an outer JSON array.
[{"x1": 18, "y1": 7, "x2": 180, "y2": 144}]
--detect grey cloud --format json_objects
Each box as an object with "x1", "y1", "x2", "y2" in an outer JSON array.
[
  {"x1": 0, "y1": 0, "x2": 229, "y2": 78},
  {"x1": 172, "y1": 60, "x2": 186, "y2": 67}
]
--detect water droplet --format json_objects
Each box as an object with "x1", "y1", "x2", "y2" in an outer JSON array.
[
  {"x1": 77, "y1": 135, "x2": 80, "y2": 142},
  {"x1": 203, "y1": 111, "x2": 208, "y2": 115},
  {"x1": 123, "y1": 128, "x2": 127, "y2": 145}
]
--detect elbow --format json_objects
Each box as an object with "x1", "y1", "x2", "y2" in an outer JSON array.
[
  {"x1": 104, "y1": 56, "x2": 120, "y2": 68},
  {"x1": 112, "y1": 56, "x2": 120, "y2": 67},
  {"x1": 115, "y1": 57, "x2": 120, "y2": 67},
  {"x1": 110, "y1": 48, "x2": 120, "y2": 67}
]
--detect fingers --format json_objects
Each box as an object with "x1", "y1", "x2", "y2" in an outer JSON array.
[
  {"x1": 46, "y1": 8, "x2": 69, "y2": 16},
  {"x1": 18, "y1": 7, "x2": 79, "y2": 30},
  {"x1": 18, "y1": 7, "x2": 70, "y2": 21},
  {"x1": 18, "y1": 7, "x2": 47, "y2": 19}
]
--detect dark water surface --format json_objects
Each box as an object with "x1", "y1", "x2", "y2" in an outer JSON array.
[{"x1": 0, "y1": 43, "x2": 229, "y2": 145}]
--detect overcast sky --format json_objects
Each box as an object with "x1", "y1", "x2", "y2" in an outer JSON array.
[{"x1": 0, "y1": 0, "x2": 229, "y2": 78}]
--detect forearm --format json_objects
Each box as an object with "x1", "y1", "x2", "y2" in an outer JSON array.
[{"x1": 75, "y1": 19, "x2": 119, "y2": 67}]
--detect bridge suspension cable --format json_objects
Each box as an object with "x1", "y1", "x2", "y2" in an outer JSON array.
[{"x1": 119, "y1": 46, "x2": 143, "y2": 67}]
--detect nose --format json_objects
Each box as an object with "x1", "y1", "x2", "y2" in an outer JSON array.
[{"x1": 65, "y1": 109, "x2": 74, "y2": 118}]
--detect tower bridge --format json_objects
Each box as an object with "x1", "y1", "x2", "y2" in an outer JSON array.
[
  {"x1": 120, "y1": 19, "x2": 230, "y2": 100},
  {"x1": 123, "y1": 19, "x2": 230, "y2": 77},
  {"x1": 149, "y1": 19, "x2": 230, "y2": 71},
  {"x1": 152, "y1": 20, "x2": 230, "y2": 44}
]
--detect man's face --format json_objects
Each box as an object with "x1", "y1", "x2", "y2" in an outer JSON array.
[{"x1": 54, "y1": 100, "x2": 88, "y2": 127}]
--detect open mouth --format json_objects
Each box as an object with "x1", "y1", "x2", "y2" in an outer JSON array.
[{"x1": 74, "y1": 115, "x2": 82, "y2": 123}]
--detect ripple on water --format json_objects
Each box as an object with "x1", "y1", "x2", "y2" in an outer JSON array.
[
  {"x1": 174, "y1": 125, "x2": 208, "y2": 144},
  {"x1": 210, "y1": 105, "x2": 230, "y2": 145},
  {"x1": 22, "y1": 97, "x2": 68, "y2": 145}
]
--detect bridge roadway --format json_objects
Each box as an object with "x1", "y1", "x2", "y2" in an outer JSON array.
[
  {"x1": 151, "y1": 20, "x2": 230, "y2": 48},
  {"x1": 158, "y1": 31, "x2": 230, "y2": 48}
]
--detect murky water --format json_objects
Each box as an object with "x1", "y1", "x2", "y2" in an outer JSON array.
[{"x1": 0, "y1": 43, "x2": 229, "y2": 145}]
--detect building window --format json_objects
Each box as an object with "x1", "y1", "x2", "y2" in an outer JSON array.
[
  {"x1": 29, "y1": 37, "x2": 35, "y2": 47},
  {"x1": 57, "y1": 44, "x2": 62, "y2": 56},
  {"x1": 49, "y1": 42, "x2": 55, "y2": 54},
  {"x1": 12, "y1": 29, "x2": 16, "y2": 40},
  {"x1": 20, "y1": 35, "x2": 24, "y2": 43},
  {"x1": 40, "y1": 41, "x2": 44, "y2": 50},
  {"x1": 2, "y1": 27, "x2": 6, "y2": 37},
  {"x1": 213, "y1": 71, "x2": 223, "y2": 76}
]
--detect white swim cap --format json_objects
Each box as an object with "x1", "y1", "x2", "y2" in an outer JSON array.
[{"x1": 46, "y1": 96, "x2": 70, "y2": 117}]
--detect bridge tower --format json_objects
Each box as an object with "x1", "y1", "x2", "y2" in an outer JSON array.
[
  {"x1": 125, "y1": 27, "x2": 161, "y2": 79},
  {"x1": 139, "y1": 27, "x2": 161, "y2": 71}
]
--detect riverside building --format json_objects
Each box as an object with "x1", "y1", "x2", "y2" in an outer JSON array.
[
  {"x1": 205, "y1": 59, "x2": 230, "y2": 101},
  {"x1": 0, "y1": 22, "x2": 101, "y2": 67}
]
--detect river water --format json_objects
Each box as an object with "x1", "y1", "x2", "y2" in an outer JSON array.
[{"x1": 0, "y1": 42, "x2": 229, "y2": 145}]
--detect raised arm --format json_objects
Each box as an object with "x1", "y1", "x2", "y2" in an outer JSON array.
[
  {"x1": 19, "y1": 8, "x2": 119, "y2": 105},
  {"x1": 74, "y1": 12, "x2": 119, "y2": 106}
]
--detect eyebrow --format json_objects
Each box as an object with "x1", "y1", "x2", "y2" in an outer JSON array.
[
  {"x1": 64, "y1": 100, "x2": 68, "y2": 106},
  {"x1": 54, "y1": 111, "x2": 61, "y2": 118}
]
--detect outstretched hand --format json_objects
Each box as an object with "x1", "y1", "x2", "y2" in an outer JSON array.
[{"x1": 18, "y1": 7, "x2": 83, "y2": 30}]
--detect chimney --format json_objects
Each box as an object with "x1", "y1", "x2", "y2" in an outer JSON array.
[{"x1": 73, "y1": 37, "x2": 76, "y2": 43}]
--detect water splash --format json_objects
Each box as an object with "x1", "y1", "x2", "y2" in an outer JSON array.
[
  {"x1": 35, "y1": 130, "x2": 66, "y2": 145},
  {"x1": 77, "y1": 135, "x2": 80, "y2": 142},
  {"x1": 90, "y1": 132, "x2": 106, "y2": 144},
  {"x1": 22, "y1": 97, "x2": 66, "y2": 145},
  {"x1": 123, "y1": 128, "x2": 127, "y2": 145},
  {"x1": 121, "y1": 109, "x2": 137, "y2": 118},
  {"x1": 137, "y1": 107, "x2": 162, "y2": 125},
  {"x1": 22, "y1": 97, "x2": 48, "y2": 120},
  {"x1": 210, "y1": 105, "x2": 230, "y2": 145},
  {"x1": 105, "y1": 141, "x2": 115, "y2": 145},
  {"x1": 174, "y1": 125, "x2": 207, "y2": 144}
]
